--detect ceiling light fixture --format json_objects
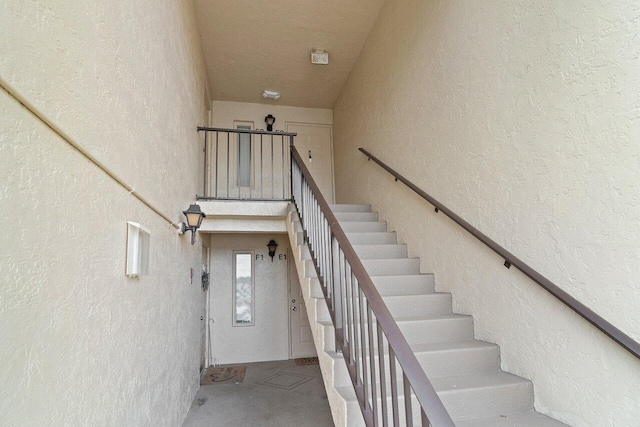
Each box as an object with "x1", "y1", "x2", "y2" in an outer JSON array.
[{"x1": 262, "y1": 90, "x2": 280, "y2": 100}]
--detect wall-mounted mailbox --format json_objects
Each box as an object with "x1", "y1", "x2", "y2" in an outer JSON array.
[{"x1": 126, "y1": 221, "x2": 150, "y2": 277}]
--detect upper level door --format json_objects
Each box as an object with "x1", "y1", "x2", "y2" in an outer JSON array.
[{"x1": 287, "y1": 123, "x2": 334, "y2": 203}]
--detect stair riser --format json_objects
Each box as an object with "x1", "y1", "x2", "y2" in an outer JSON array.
[
  {"x1": 399, "y1": 318, "x2": 474, "y2": 344},
  {"x1": 354, "y1": 244, "x2": 408, "y2": 260},
  {"x1": 351, "y1": 346, "x2": 501, "y2": 380},
  {"x1": 362, "y1": 259, "x2": 421, "y2": 276},
  {"x1": 316, "y1": 294, "x2": 452, "y2": 321},
  {"x1": 345, "y1": 381, "x2": 533, "y2": 424},
  {"x1": 340, "y1": 222, "x2": 387, "y2": 233},
  {"x1": 330, "y1": 204, "x2": 372, "y2": 213},
  {"x1": 440, "y1": 382, "x2": 534, "y2": 420},
  {"x1": 334, "y1": 212, "x2": 380, "y2": 222},
  {"x1": 372, "y1": 275, "x2": 435, "y2": 295},
  {"x1": 347, "y1": 232, "x2": 397, "y2": 245}
]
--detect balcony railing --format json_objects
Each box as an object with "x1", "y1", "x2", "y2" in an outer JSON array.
[{"x1": 196, "y1": 127, "x2": 296, "y2": 201}]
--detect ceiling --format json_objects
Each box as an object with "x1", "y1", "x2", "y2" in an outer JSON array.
[{"x1": 193, "y1": 0, "x2": 385, "y2": 109}]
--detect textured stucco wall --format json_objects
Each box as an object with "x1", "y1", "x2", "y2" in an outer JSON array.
[
  {"x1": 208, "y1": 233, "x2": 291, "y2": 365},
  {"x1": 0, "y1": 0, "x2": 208, "y2": 425},
  {"x1": 333, "y1": 1, "x2": 640, "y2": 426},
  {"x1": 211, "y1": 100, "x2": 332, "y2": 130}
]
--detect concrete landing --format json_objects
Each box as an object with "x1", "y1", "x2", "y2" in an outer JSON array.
[{"x1": 183, "y1": 360, "x2": 334, "y2": 427}]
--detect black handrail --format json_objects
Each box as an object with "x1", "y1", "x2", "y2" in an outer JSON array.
[
  {"x1": 360, "y1": 147, "x2": 640, "y2": 360},
  {"x1": 291, "y1": 147, "x2": 455, "y2": 426}
]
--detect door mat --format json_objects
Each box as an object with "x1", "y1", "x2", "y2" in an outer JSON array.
[
  {"x1": 200, "y1": 366, "x2": 246, "y2": 385},
  {"x1": 294, "y1": 357, "x2": 319, "y2": 366}
]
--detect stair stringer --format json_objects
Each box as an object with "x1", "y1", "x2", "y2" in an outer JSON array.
[{"x1": 286, "y1": 209, "x2": 366, "y2": 427}]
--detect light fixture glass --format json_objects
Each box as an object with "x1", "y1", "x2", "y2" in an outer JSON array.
[
  {"x1": 180, "y1": 204, "x2": 206, "y2": 244},
  {"x1": 262, "y1": 90, "x2": 280, "y2": 100},
  {"x1": 265, "y1": 114, "x2": 276, "y2": 132},
  {"x1": 267, "y1": 239, "x2": 278, "y2": 261}
]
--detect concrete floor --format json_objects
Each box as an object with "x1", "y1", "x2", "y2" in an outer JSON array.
[{"x1": 183, "y1": 360, "x2": 334, "y2": 427}]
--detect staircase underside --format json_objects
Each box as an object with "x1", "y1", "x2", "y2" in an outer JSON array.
[{"x1": 286, "y1": 203, "x2": 567, "y2": 426}]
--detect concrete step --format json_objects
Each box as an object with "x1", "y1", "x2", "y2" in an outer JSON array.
[
  {"x1": 346, "y1": 232, "x2": 397, "y2": 245},
  {"x1": 316, "y1": 293, "x2": 451, "y2": 321},
  {"x1": 396, "y1": 314, "x2": 474, "y2": 345},
  {"x1": 356, "y1": 340, "x2": 501, "y2": 381},
  {"x1": 340, "y1": 221, "x2": 387, "y2": 233},
  {"x1": 330, "y1": 204, "x2": 371, "y2": 213},
  {"x1": 371, "y1": 274, "x2": 435, "y2": 295},
  {"x1": 362, "y1": 258, "x2": 421, "y2": 276},
  {"x1": 456, "y1": 411, "x2": 567, "y2": 427},
  {"x1": 334, "y1": 212, "x2": 379, "y2": 222},
  {"x1": 380, "y1": 293, "x2": 451, "y2": 317},
  {"x1": 435, "y1": 372, "x2": 534, "y2": 420},
  {"x1": 337, "y1": 372, "x2": 533, "y2": 423},
  {"x1": 410, "y1": 340, "x2": 501, "y2": 378},
  {"x1": 353, "y1": 244, "x2": 408, "y2": 260}
]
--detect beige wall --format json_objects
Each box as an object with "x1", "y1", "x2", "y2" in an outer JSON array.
[
  {"x1": 333, "y1": 1, "x2": 640, "y2": 426},
  {"x1": 208, "y1": 233, "x2": 291, "y2": 364},
  {"x1": 0, "y1": 0, "x2": 208, "y2": 425},
  {"x1": 211, "y1": 100, "x2": 332, "y2": 131}
]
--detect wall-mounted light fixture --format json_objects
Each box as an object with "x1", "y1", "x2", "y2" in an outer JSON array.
[
  {"x1": 262, "y1": 90, "x2": 280, "y2": 100},
  {"x1": 267, "y1": 239, "x2": 278, "y2": 262},
  {"x1": 265, "y1": 114, "x2": 276, "y2": 132},
  {"x1": 179, "y1": 204, "x2": 206, "y2": 244}
]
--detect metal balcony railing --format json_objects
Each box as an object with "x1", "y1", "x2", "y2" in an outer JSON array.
[{"x1": 196, "y1": 127, "x2": 296, "y2": 201}]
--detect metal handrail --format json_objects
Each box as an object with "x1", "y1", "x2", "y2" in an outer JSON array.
[
  {"x1": 360, "y1": 147, "x2": 640, "y2": 360},
  {"x1": 291, "y1": 147, "x2": 455, "y2": 426}
]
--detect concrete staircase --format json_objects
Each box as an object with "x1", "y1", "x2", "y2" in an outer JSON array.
[{"x1": 286, "y1": 204, "x2": 566, "y2": 427}]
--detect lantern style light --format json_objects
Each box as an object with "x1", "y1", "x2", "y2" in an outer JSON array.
[
  {"x1": 265, "y1": 114, "x2": 276, "y2": 132},
  {"x1": 180, "y1": 204, "x2": 206, "y2": 244},
  {"x1": 267, "y1": 239, "x2": 278, "y2": 261}
]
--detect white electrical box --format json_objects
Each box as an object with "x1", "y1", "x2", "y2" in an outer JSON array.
[
  {"x1": 126, "y1": 221, "x2": 150, "y2": 277},
  {"x1": 311, "y1": 50, "x2": 329, "y2": 65}
]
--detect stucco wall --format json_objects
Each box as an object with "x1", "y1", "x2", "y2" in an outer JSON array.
[
  {"x1": 0, "y1": 0, "x2": 208, "y2": 425},
  {"x1": 208, "y1": 233, "x2": 291, "y2": 365},
  {"x1": 332, "y1": 1, "x2": 640, "y2": 426},
  {"x1": 211, "y1": 100, "x2": 332, "y2": 131}
]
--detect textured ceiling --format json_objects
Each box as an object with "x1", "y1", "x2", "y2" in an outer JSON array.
[{"x1": 193, "y1": 0, "x2": 385, "y2": 109}]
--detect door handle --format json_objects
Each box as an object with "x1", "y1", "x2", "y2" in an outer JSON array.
[{"x1": 292, "y1": 306, "x2": 297, "y2": 311}]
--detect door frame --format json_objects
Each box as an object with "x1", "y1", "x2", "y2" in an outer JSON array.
[{"x1": 285, "y1": 122, "x2": 335, "y2": 204}]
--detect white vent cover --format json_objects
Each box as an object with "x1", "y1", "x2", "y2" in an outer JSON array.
[
  {"x1": 126, "y1": 221, "x2": 150, "y2": 277},
  {"x1": 311, "y1": 49, "x2": 329, "y2": 65}
]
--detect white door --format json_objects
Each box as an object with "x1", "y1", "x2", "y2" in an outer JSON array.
[
  {"x1": 287, "y1": 123, "x2": 334, "y2": 203},
  {"x1": 288, "y1": 250, "x2": 317, "y2": 358}
]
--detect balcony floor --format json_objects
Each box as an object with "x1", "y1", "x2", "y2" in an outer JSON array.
[{"x1": 183, "y1": 360, "x2": 334, "y2": 427}]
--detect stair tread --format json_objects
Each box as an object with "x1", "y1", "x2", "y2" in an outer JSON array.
[
  {"x1": 456, "y1": 411, "x2": 567, "y2": 426},
  {"x1": 336, "y1": 371, "x2": 530, "y2": 398},
  {"x1": 318, "y1": 313, "x2": 469, "y2": 326},
  {"x1": 361, "y1": 339, "x2": 498, "y2": 358},
  {"x1": 432, "y1": 371, "x2": 531, "y2": 393},
  {"x1": 394, "y1": 313, "x2": 471, "y2": 322}
]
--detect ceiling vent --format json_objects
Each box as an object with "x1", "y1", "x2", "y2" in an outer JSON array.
[{"x1": 311, "y1": 49, "x2": 329, "y2": 65}]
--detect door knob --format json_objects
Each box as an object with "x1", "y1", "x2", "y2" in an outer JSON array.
[{"x1": 292, "y1": 307, "x2": 297, "y2": 311}]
